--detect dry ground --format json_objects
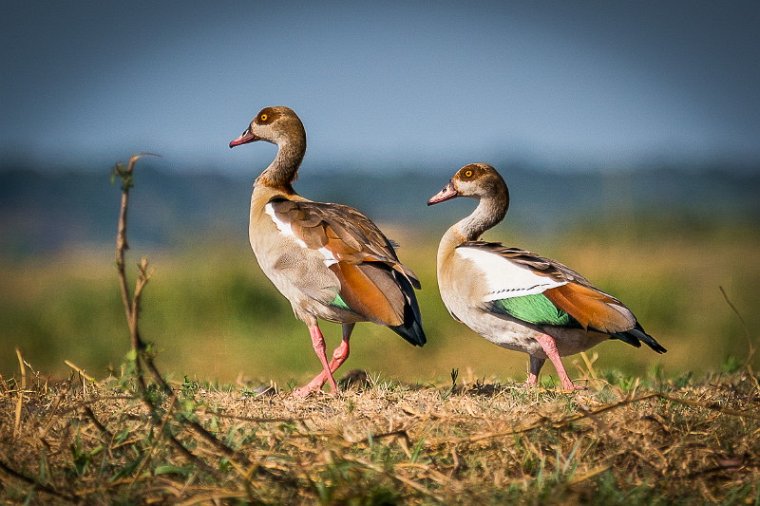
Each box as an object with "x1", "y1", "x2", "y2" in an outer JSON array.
[{"x1": 1, "y1": 364, "x2": 758, "y2": 505}]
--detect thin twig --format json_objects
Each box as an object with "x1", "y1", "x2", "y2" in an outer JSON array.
[
  {"x1": 113, "y1": 154, "x2": 213, "y2": 469},
  {"x1": 14, "y1": 347, "x2": 26, "y2": 437},
  {"x1": 655, "y1": 392, "x2": 760, "y2": 420},
  {"x1": 431, "y1": 390, "x2": 760, "y2": 448},
  {"x1": 112, "y1": 153, "x2": 251, "y2": 473},
  {"x1": 64, "y1": 360, "x2": 96, "y2": 383},
  {"x1": 342, "y1": 455, "x2": 445, "y2": 502},
  {"x1": 131, "y1": 392, "x2": 180, "y2": 484},
  {"x1": 83, "y1": 406, "x2": 113, "y2": 440},
  {"x1": 114, "y1": 153, "x2": 156, "y2": 395},
  {"x1": 0, "y1": 456, "x2": 79, "y2": 502},
  {"x1": 211, "y1": 412, "x2": 295, "y2": 424},
  {"x1": 719, "y1": 286, "x2": 756, "y2": 368},
  {"x1": 112, "y1": 153, "x2": 172, "y2": 396}
]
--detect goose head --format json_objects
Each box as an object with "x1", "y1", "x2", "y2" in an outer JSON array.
[
  {"x1": 229, "y1": 106, "x2": 306, "y2": 148},
  {"x1": 427, "y1": 163, "x2": 508, "y2": 205}
]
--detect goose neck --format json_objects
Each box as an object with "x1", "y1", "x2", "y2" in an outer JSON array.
[
  {"x1": 256, "y1": 134, "x2": 306, "y2": 188},
  {"x1": 456, "y1": 194, "x2": 507, "y2": 241}
]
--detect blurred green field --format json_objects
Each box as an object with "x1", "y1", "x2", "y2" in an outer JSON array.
[{"x1": 2, "y1": 218, "x2": 758, "y2": 386}]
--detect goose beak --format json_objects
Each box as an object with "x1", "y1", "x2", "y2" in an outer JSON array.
[
  {"x1": 427, "y1": 181, "x2": 458, "y2": 205},
  {"x1": 229, "y1": 129, "x2": 258, "y2": 148}
]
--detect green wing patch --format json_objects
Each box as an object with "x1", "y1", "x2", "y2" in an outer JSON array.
[
  {"x1": 490, "y1": 293, "x2": 575, "y2": 327},
  {"x1": 330, "y1": 293, "x2": 351, "y2": 311}
]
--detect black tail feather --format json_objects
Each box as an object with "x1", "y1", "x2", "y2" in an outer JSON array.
[
  {"x1": 390, "y1": 272, "x2": 426, "y2": 346},
  {"x1": 611, "y1": 323, "x2": 666, "y2": 353}
]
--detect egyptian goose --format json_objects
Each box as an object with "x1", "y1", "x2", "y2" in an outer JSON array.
[
  {"x1": 229, "y1": 106, "x2": 425, "y2": 396},
  {"x1": 428, "y1": 163, "x2": 666, "y2": 390}
]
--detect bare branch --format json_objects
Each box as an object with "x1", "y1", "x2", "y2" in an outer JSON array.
[
  {"x1": 719, "y1": 286, "x2": 755, "y2": 369},
  {"x1": 0, "y1": 457, "x2": 79, "y2": 502},
  {"x1": 111, "y1": 153, "x2": 252, "y2": 474},
  {"x1": 13, "y1": 348, "x2": 25, "y2": 438}
]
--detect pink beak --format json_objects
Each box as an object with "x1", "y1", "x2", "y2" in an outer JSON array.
[
  {"x1": 427, "y1": 181, "x2": 458, "y2": 205},
  {"x1": 229, "y1": 130, "x2": 258, "y2": 148}
]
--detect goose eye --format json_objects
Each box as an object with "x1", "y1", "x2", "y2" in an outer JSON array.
[
  {"x1": 260, "y1": 113, "x2": 268, "y2": 122},
  {"x1": 464, "y1": 169, "x2": 474, "y2": 178}
]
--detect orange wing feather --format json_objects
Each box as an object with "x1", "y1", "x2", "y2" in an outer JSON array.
[
  {"x1": 544, "y1": 283, "x2": 635, "y2": 333},
  {"x1": 329, "y1": 263, "x2": 403, "y2": 326}
]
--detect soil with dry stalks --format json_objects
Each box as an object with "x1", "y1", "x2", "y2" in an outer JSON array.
[{"x1": 1, "y1": 366, "x2": 758, "y2": 505}]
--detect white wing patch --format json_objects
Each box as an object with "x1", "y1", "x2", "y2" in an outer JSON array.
[
  {"x1": 317, "y1": 247, "x2": 338, "y2": 267},
  {"x1": 265, "y1": 203, "x2": 337, "y2": 266},
  {"x1": 456, "y1": 247, "x2": 567, "y2": 301}
]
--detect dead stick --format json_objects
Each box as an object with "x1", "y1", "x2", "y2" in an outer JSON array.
[
  {"x1": 719, "y1": 286, "x2": 756, "y2": 368},
  {"x1": 83, "y1": 406, "x2": 113, "y2": 440},
  {"x1": 654, "y1": 392, "x2": 760, "y2": 420},
  {"x1": 113, "y1": 154, "x2": 212, "y2": 467},
  {"x1": 112, "y1": 154, "x2": 250, "y2": 469},
  {"x1": 13, "y1": 348, "x2": 26, "y2": 437},
  {"x1": 131, "y1": 392, "x2": 180, "y2": 484},
  {"x1": 437, "y1": 389, "x2": 759, "y2": 448},
  {"x1": 114, "y1": 153, "x2": 154, "y2": 394},
  {"x1": 342, "y1": 455, "x2": 444, "y2": 502},
  {"x1": 0, "y1": 457, "x2": 78, "y2": 502}
]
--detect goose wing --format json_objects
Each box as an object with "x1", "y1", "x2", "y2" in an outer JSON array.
[
  {"x1": 457, "y1": 241, "x2": 636, "y2": 333},
  {"x1": 266, "y1": 197, "x2": 425, "y2": 345}
]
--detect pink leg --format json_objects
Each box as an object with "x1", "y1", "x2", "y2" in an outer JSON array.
[
  {"x1": 533, "y1": 334, "x2": 584, "y2": 391},
  {"x1": 328, "y1": 323, "x2": 353, "y2": 372},
  {"x1": 293, "y1": 324, "x2": 354, "y2": 397},
  {"x1": 526, "y1": 356, "x2": 545, "y2": 387},
  {"x1": 293, "y1": 324, "x2": 337, "y2": 398}
]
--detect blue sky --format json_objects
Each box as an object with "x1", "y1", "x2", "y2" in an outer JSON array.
[{"x1": 1, "y1": 1, "x2": 759, "y2": 174}]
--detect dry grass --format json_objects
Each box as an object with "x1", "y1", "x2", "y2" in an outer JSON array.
[{"x1": 1, "y1": 363, "x2": 758, "y2": 505}]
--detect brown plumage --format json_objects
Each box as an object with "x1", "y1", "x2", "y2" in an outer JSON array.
[
  {"x1": 229, "y1": 106, "x2": 425, "y2": 397},
  {"x1": 266, "y1": 199, "x2": 421, "y2": 285}
]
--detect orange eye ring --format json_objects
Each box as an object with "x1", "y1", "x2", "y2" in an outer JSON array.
[
  {"x1": 260, "y1": 113, "x2": 268, "y2": 122},
  {"x1": 464, "y1": 169, "x2": 473, "y2": 177}
]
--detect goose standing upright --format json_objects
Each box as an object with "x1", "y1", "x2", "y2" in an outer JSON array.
[
  {"x1": 229, "y1": 106, "x2": 425, "y2": 397},
  {"x1": 428, "y1": 163, "x2": 666, "y2": 390}
]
